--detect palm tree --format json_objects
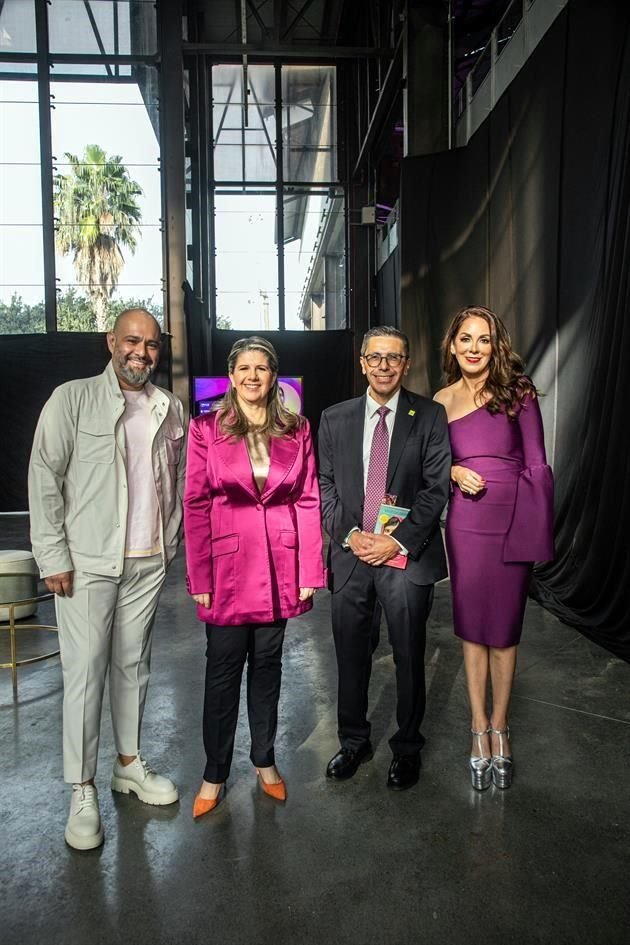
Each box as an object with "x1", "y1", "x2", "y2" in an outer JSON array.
[{"x1": 54, "y1": 144, "x2": 143, "y2": 331}]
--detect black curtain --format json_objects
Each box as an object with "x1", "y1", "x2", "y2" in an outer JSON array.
[
  {"x1": 210, "y1": 328, "x2": 355, "y2": 437},
  {"x1": 0, "y1": 324, "x2": 353, "y2": 513},
  {"x1": 0, "y1": 333, "x2": 171, "y2": 513},
  {"x1": 400, "y1": 0, "x2": 630, "y2": 662},
  {"x1": 376, "y1": 245, "x2": 401, "y2": 328}
]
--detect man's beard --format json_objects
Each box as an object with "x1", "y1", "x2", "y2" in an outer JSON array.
[{"x1": 117, "y1": 355, "x2": 155, "y2": 387}]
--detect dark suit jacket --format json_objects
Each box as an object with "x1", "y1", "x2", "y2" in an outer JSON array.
[{"x1": 318, "y1": 387, "x2": 451, "y2": 592}]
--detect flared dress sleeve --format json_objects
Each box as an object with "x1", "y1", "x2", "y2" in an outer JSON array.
[{"x1": 503, "y1": 394, "x2": 555, "y2": 563}]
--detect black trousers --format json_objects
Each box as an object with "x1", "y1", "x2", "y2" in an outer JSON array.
[
  {"x1": 331, "y1": 560, "x2": 434, "y2": 756},
  {"x1": 203, "y1": 619, "x2": 287, "y2": 783}
]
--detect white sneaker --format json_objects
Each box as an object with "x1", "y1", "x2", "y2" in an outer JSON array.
[
  {"x1": 111, "y1": 755, "x2": 179, "y2": 806},
  {"x1": 65, "y1": 784, "x2": 104, "y2": 851}
]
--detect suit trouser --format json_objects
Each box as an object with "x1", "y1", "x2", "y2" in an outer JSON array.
[
  {"x1": 331, "y1": 560, "x2": 434, "y2": 756},
  {"x1": 55, "y1": 555, "x2": 166, "y2": 783},
  {"x1": 202, "y1": 620, "x2": 287, "y2": 783}
]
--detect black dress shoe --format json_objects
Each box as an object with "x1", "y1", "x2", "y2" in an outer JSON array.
[
  {"x1": 387, "y1": 753, "x2": 421, "y2": 791},
  {"x1": 326, "y1": 743, "x2": 374, "y2": 780}
]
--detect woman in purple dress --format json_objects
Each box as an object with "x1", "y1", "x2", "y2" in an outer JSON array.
[{"x1": 434, "y1": 306, "x2": 554, "y2": 791}]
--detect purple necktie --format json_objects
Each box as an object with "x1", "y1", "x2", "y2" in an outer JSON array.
[{"x1": 362, "y1": 405, "x2": 390, "y2": 532}]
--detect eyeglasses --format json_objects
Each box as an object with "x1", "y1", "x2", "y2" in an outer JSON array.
[{"x1": 362, "y1": 352, "x2": 408, "y2": 367}]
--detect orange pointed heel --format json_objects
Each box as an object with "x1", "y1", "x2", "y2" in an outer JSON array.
[
  {"x1": 193, "y1": 784, "x2": 224, "y2": 819},
  {"x1": 256, "y1": 768, "x2": 287, "y2": 802}
]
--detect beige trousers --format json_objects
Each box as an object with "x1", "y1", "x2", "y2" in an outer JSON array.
[{"x1": 55, "y1": 555, "x2": 166, "y2": 783}]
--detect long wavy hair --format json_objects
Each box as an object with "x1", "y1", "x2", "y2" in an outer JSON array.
[
  {"x1": 217, "y1": 336, "x2": 302, "y2": 439},
  {"x1": 441, "y1": 306, "x2": 537, "y2": 419}
]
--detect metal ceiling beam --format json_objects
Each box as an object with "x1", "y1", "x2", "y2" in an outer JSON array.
[
  {"x1": 83, "y1": 1, "x2": 114, "y2": 76},
  {"x1": 222, "y1": 0, "x2": 267, "y2": 44},
  {"x1": 246, "y1": 0, "x2": 268, "y2": 35},
  {"x1": 183, "y1": 42, "x2": 393, "y2": 58},
  {"x1": 45, "y1": 53, "x2": 160, "y2": 63},
  {"x1": 273, "y1": 0, "x2": 282, "y2": 44},
  {"x1": 282, "y1": 0, "x2": 319, "y2": 41}
]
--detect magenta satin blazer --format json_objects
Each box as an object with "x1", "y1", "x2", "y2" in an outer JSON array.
[{"x1": 184, "y1": 412, "x2": 326, "y2": 626}]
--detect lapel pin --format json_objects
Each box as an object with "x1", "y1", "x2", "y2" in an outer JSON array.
[{"x1": 408, "y1": 409, "x2": 416, "y2": 416}]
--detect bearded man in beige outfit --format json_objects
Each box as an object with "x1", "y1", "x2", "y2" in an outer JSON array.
[{"x1": 28, "y1": 309, "x2": 185, "y2": 850}]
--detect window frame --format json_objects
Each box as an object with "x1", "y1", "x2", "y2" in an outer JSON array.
[{"x1": 185, "y1": 56, "x2": 347, "y2": 333}]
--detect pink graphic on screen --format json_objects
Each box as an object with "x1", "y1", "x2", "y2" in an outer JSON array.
[{"x1": 193, "y1": 377, "x2": 303, "y2": 416}]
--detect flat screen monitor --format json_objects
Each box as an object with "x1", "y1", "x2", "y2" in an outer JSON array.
[{"x1": 192, "y1": 376, "x2": 304, "y2": 417}]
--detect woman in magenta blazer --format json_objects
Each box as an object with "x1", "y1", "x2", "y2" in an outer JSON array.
[{"x1": 184, "y1": 336, "x2": 326, "y2": 818}]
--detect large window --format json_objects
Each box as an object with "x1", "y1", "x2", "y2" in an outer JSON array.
[
  {"x1": 0, "y1": 79, "x2": 45, "y2": 331},
  {"x1": 213, "y1": 65, "x2": 277, "y2": 184},
  {"x1": 0, "y1": 0, "x2": 161, "y2": 335},
  {"x1": 214, "y1": 192, "x2": 280, "y2": 331},
  {"x1": 51, "y1": 79, "x2": 162, "y2": 330},
  {"x1": 283, "y1": 189, "x2": 345, "y2": 331},
  {"x1": 186, "y1": 60, "x2": 346, "y2": 332}
]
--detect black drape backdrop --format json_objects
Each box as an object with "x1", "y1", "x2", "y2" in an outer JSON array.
[
  {"x1": 0, "y1": 333, "x2": 171, "y2": 513},
  {"x1": 183, "y1": 282, "x2": 356, "y2": 428},
  {"x1": 400, "y1": 0, "x2": 630, "y2": 661},
  {"x1": 0, "y1": 325, "x2": 353, "y2": 514},
  {"x1": 376, "y1": 245, "x2": 401, "y2": 328},
  {"x1": 210, "y1": 328, "x2": 354, "y2": 436}
]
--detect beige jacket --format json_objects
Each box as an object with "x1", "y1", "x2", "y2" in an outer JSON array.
[{"x1": 28, "y1": 362, "x2": 186, "y2": 579}]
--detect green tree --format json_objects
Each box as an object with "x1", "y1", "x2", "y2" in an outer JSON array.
[
  {"x1": 108, "y1": 296, "x2": 163, "y2": 329},
  {"x1": 54, "y1": 144, "x2": 143, "y2": 331},
  {"x1": 56, "y1": 293, "x2": 163, "y2": 332},
  {"x1": 56, "y1": 287, "x2": 97, "y2": 331},
  {"x1": 0, "y1": 290, "x2": 163, "y2": 334},
  {"x1": 0, "y1": 294, "x2": 45, "y2": 334}
]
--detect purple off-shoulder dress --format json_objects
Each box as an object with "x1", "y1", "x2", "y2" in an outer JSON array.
[{"x1": 445, "y1": 395, "x2": 554, "y2": 648}]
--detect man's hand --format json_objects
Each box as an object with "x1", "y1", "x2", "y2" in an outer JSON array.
[
  {"x1": 192, "y1": 593, "x2": 212, "y2": 608},
  {"x1": 45, "y1": 571, "x2": 74, "y2": 598},
  {"x1": 353, "y1": 533, "x2": 400, "y2": 567},
  {"x1": 348, "y1": 530, "x2": 374, "y2": 556}
]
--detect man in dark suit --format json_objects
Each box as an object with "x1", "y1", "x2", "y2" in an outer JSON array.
[{"x1": 318, "y1": 326, "x2": 451, "y2": 790}]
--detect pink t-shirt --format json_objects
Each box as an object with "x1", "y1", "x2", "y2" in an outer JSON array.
[{"x1": 122, "y1": 389, "x2": 161, "y2": 558}]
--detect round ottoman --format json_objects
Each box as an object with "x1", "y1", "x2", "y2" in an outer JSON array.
[{"x1": 0, "y1": 550, "x2": 39, "y2": 621}]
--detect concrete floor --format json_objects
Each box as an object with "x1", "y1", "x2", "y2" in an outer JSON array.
[{"x1": 1, "y1": 514, "x2": 629, "y2": 945}]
